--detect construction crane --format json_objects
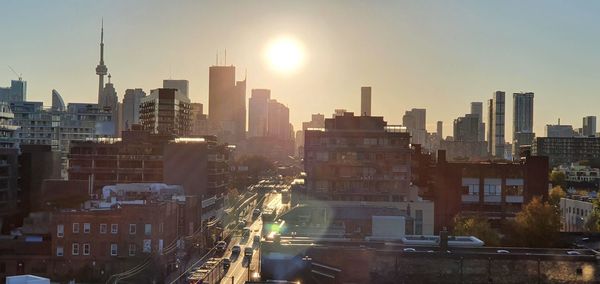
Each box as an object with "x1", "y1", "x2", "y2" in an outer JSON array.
[{"x1": 8, "y1": 66, "x2": 22, "y2": 81}]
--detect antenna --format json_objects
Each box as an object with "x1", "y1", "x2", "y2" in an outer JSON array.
[{"x1": 8, "y1": 66, "x2": 22, "y2": 81}]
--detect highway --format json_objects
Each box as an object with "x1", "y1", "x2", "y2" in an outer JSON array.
[{"x1": 220, "y1": 192, "x2": 283, "y2": 284}]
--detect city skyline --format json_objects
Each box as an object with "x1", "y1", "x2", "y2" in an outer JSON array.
[{"x1": 2, "y1": 1, "x2": 600, "y2": 140}]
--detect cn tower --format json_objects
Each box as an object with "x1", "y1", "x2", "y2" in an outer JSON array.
[{"x1": 95, "y1": 19, "x2": 108, "y2": 104}]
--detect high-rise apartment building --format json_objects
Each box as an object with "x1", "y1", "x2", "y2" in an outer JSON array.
[
  {"x1": 140, "y1": 88, "x2": 191, "y2": 136},
  {"x1": 0, "y1": 80, "x2": 27, "y2": 102},
  {"x1": 488, "y1": 91, "x2": 505, "y2": 158},
  {"x1": 208, "y1": 65, "x2": 246, "y2": 143},
  {"x1": 122, "y1": 88, "x2": 146, "y2": 130},
  {"x1": 361, "y1": 86, "x2": 371, "y2": 116},
  {"x1": 470, "y1": 102, "x2": 485, "y2": 142},
  {"x1": 437, "y1": 121, "x2": 443, "y2": 139},
  {"x1": 0, "y1": 102, "x2": 20, "y2": 221},
  {"x1": 403, "y1": 108, "x2": 427, "y2": 146},
  {"x1": 583, "y1": 116, "x2": 597, "y2": 137},
  {"x1": 163, "y1": 79, "x2": 189, "y2": 98},
  {"x1": 453, "y1": 114, "x2": 480, "y2": 142},
  {"x1": 51, "y1": 90, "x2": 66, "y2": 111},
  {"x1": 513, "y1": 92, "x2": 535, "y2": 159},
  {"x1": 190, "y1": 103, "x2": 209, "y2": 136},
  {"x1": 248, "y1": 89, "x2": 271, "y2": 137}
]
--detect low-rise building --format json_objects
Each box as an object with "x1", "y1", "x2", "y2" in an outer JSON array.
[{"x1": 560, "y1": 197, "x2": 594, "y2": 232}]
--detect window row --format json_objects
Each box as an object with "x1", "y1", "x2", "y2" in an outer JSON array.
[
  {"x1": 56, "y1": 223, "x2": 153, "y2": 237},
  {"x1": 56, "y1": 243, "x2": 141, "y2": 257}
]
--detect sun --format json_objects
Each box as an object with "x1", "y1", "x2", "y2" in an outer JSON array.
[{"x1": 265, "y1": 36, "x2": 305, "y2": 73}]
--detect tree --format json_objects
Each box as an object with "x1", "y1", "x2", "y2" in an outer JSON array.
[
  {"x1": 584, "y1": 198, "x2": 600, "y2": 232},
  {"x1": 548, "y1": 186, "x2": 566, "y2": 208},
  {"x1": 549, "y1": 171, "x2": 566, "y2": 188},
  {"x1": 507, "y1": 197, "x2": 561, "y2": 247},
  {"x1": 452, "y1": 214, "x2": 500, "y2": 246}
]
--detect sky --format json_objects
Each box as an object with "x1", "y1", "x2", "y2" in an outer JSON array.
[{"x1": 2, "y1": 0, "x2": 600, "y2": 141}]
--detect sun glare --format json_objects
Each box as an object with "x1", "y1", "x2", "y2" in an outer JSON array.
[{"x1": 265, "y1": 37, "x2": 304, "y2": 73}]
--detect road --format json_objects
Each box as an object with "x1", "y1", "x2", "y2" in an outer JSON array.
[{"x1": 220, "y1": 192, "x2": 283, "y2": 284}]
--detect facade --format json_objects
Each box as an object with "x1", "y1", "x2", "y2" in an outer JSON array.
[
  {"x1": 488, "y1": 91, "x2": 505, "y2": 158},
  {"x1": 0, "y1": 79, "x2": 27, "y2": 103},
  {"x1": 190, "y1": 103, "x2": 209, "y2": 136},
  {"x1": 512, "y1": 92, "x2": 535, "y2": 159},
  {"x1": 361, "y1": 86, "x2": 371, "y2": 116},
  {"x1": 583, "y1": 116, "x2": 597, "y2": 137},
  {"x1": 436, "y1": 121, "x2": 443, "y2": 139},
  {"x1": 453, "y1": 114, "x2": 479, "y2": 142},
  {"x1": 425, "y1": 150, "x2": 549, "y2": 231},
  {"x1": 121, "y1": 88, "x2": 146, "y2": 130},
  {"x1": 532, "y1": 137, "x2": 600, "y2": 167},
  {"x1": 304, "y1": 112, "x2": 413, "y2": 202},
  {"x1": 560, "y1": 197, "x2": 594, "y2": 232},
  {"x1": 163, "y1": 79, "x2": 189, "y2": 98},
  {"x1": 51, "y1": 90, "x2": 66, "y2": 111},
  {"x1": 545, "y1": 124, "x2": 575, "y2": 138},
  {"x1": 0, "y1": 102, "x2": 20, "y2": 226},
  {"x1": 208, "y1": 65, "x2": 246, "y2": 143},
  {"x1": 248, "y1": 89, "x2": 271, "y2": 137},
  {"x1": 140, "y1": 88, "x2": 191, "y2": 136}
]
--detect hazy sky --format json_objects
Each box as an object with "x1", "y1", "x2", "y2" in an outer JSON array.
[{"x1": 2, "y1": 0, "x2": 600, "y2": 140}]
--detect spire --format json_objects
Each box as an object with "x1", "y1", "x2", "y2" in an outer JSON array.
[
  {"x1": 108, "y1": 73, "x2": 111, "y2": 84},
  {"x1": 100, "y1": 18, "x2": 105, "y2": 64}
]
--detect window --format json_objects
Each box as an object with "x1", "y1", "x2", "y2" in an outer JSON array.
[
  {"x1": 100, "y1": 224, "x2": 107, "y2": 234},
  {"x1": 72, "y1": 223, "x2": 80, "y2": 233},
  {"x1": 57, "y1": 224, "x2": 64, "y2": 238},
  {"x1": 111, "y1": 224, "x2": 118, "y2": 234},
  {"x1": 83, "y1": 223, "x2": 91, "y2": 234},
  {"x1": 83, "y1": 243, "x2": 90, "y2": 255},
  {"x1": 129, "y1": 224, "x2": 137, "y2": 235},
  {"x1": 415, "y1": 210, "x2": 424, "y2": 235},
  {"x1": 159, "y1": 223, "x2": 164, "y2": 234},
  {"x1": 72, "y1": 243, "x2": 79, "y2": 256},
  {"x1": 144, "y1": 224, "x2": 152, "y2": 236},
  {"x1": 129, "y1": 243, "x2": 136, "y2": 256},
  {"x1": 56, "y1": 246, "x2": 64, "y2": 257},
  {"x1": 110, "y1": 244, "x2": 118, "y2": 256}
]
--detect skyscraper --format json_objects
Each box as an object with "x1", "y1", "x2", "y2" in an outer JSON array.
[
  {"x1": 95, "y1": 20, "x2": 108, "y2": 105},
  {"x1": 267, "y1": 99, "x2": 291, "y2": 140},
  {"x1": 0, "y1": 80, "x2": 27, "y2": 103},
  {"x1": 248, "y1": 89, "x2": 271, "y2": 137},
  {"x1": 583, "y1": 116, "x2": 597, "y2": 137},
  {"x1": 100, "y1": 74, "x2": 118, "y2": 110},
  {"x1": 208, "y1": 65, "x2": 246, "y2": 142},
  {"x1": 513, "y1": 92, "x2": 535, "y2": 158},
  {"x1": 488, "y1": 91, "x2": 505, "y2": 158},
  {"x1": 437, "y1": 121, "x2": 443, "y2": 139},
  {"x1": 140, "y1": 88, "x2": 191, "y2": 136},
  {"x1": 163, "y1": 79, "x2": 189, "y2": 98},
  {"x1": 361, "y1": 86, "x2": 371, "y2": 116},
  {"x1": 453, "y1": 114, "x2": 479, "y2": 142},
  {"x1": 470, "y1": 102, "x2": 485, "y2": 142},
  {"x1": 51, "y1": 89, "x2": 66, "y2": 111},
  {"x1": 402, "y1": 108, "x2": 426, "y2": 146},
  {"x1": 122, "y1": 88, "x2": 146, "y2": 130}
]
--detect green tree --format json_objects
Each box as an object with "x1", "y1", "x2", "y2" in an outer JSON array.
[
  {"x1": 584, "y1": 198, "x2": 600, "y2": 232},
  {"x1": 549, "y1": 171, "x2": 566, "y2": 188},
  {"x1": 507, "y1": 197, "x2": 561, "y2": 247},
  {"x1": 548, "y1": 186, "x2": 566, "y2": 208},
  {"x1": 452, "y1": 214, "x2": 500, "y2": 246}
]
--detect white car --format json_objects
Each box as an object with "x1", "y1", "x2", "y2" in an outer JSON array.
[
  {"x1": 567, "y1": 250, "x2": 581, "y2": 255},
  {"x1": 215, "y1": 241, "x2": 227, "y2": 251}
]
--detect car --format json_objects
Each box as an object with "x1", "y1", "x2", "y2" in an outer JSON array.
[
  {"x1": 215, "y1": 241, "x2": 227, "y2": 251},
  {"x1": 252, "y1": 209, "x2": 261, "y2": 219},
  {"x1": 497, "y1": 250, "x2": 510, "y2": 254},
  {"x1": 244, "y1": 247, "x2": 254, "y2": 257},
  {"x1": 222, "y1": 258, "x2": 231, "y2": 269},
  {"x1": 242, "y1": 227, "x2": 251, "y2": 238},
  {"x1": 403, "y1": 248, "x2": 416, "y2": 252},
  {"x1": 231, "y1": 245, "x2": 241, "y2": 255},
  {"x1": 567, "y1": 250, "x2": 582, "y2": 255}
]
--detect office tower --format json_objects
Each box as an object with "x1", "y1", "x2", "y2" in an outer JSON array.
[
  {"x1": 361, "y1": 86, "x2": 371, "y2": 116},
  {"x1": 0, "y1": 80, "x2": 27, "y2": 103},
  {"x1": 95, "y1": 21, "x2": 108, "y2": 105},
  {"x1": 163, "y1": 79, "x2": 189, "y2": 98},
  {"x1": 403, "y1": 108, "x2": 427, "y2": 146},
  {"x1": 99, "y1": 74, "x2": 118, "y2": 111},
  {"x1": 470, "y1": 102, "x2": 485, "y2": 142},
  {"x1": 488, "y1": 91, "x2": 505, "y2": 158},
  {"x1": 248, "y1": 89, "x2": 271, "y2": 137},
  {"x1": 51, "y1": 89, "x2": 66, "y2": 111},
  {"x1": 437, "y1": 121, "x2": 443, "y2": 139},
  {"x1": 267, "y1": 99, "x2": 291, "y2": 140},
  {"x1": 583, "y1": 116, "x2": 597, "y2": 137},
  {"x1": 140, "y1": 88, "x2": 191, "y2": 136},
  {"x1": 122, "y1": 88, "x2": 146, "y2": 130},
  {"x1": 190, "y1": 103, "x2": 209, "y2": 136},
  {"x1": 208, "y1": 65, "x2": 246, "y2": 143}
]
